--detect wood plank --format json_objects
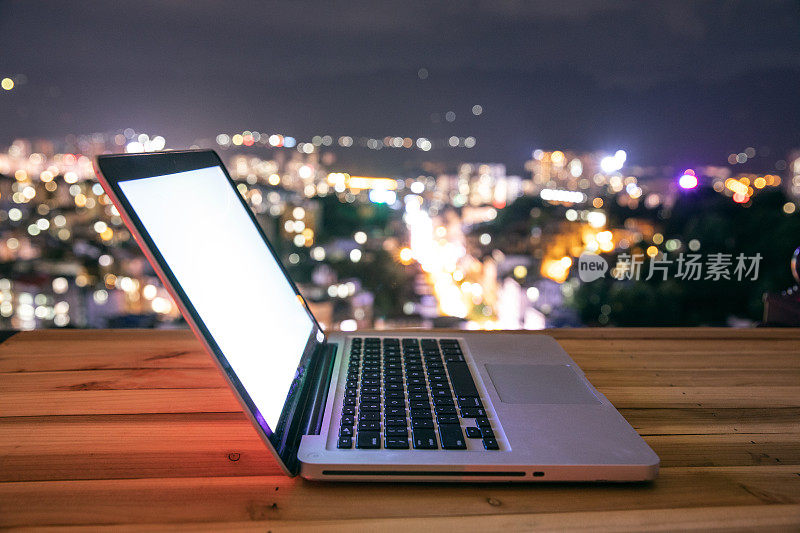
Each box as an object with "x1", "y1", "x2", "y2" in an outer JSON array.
[
  {"x1": 601, "y1": 386, "x2": 800, "y2": 408},
  {"x1": 2, "y1": 329, "x2": 800, "y2": 528},
  {"x1": 571, "y1": 352, "x2": 800, "y2": 371},
  {"x1": 0, "y1": 414, "x2": 283, "y2": 481},
  {"x1": 3, "y1": 330, "x2": 798, "y2": 374},
  {"x1": 1, "y1": 408, "x2": 797, "y2": 479},
  {"x1": 0, "y1": 368, "x2": 228, "y2": 392},
  {"x1": 5, "y1": 384, "x2": 799, "y2": 417},
  {"x1": 621, "y1": 407, "x2": 800, "y2": 435},
  {"x1": 1, "y1": 467, "x2": 799, "y2": 527},
  {"x1": 0, "y1": 389, "x2": 242, "y2": 417},
  {"x1": 17, "y1": 504, "x2": 800, "y2": 532},
  {"x1": 2, "y1": 417, "x2": 798, "y2": 482},
  {"x1": 559, "y1": 338, "x2": 800, "y2": 353},
  {"x1": 6, "y1": 367, "x2": 800, "y2": 394},
  {"x1": 0, "y1": 330, "x2": 211, "y2": 372},
  {"x1": 585, "y1": 369, "x2": 800, "y2": 388},
  {"x1": 644, "y1": 434, "x2": 800, "y2": 468}
]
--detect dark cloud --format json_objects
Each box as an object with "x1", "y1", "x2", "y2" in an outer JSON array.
[{"x1": 1, "y1": 0, "x2": 798, "y2": 171}]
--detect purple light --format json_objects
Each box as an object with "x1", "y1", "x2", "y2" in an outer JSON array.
[{"x1": 679, "y1": 169, "x2": 698, "y2": 189}]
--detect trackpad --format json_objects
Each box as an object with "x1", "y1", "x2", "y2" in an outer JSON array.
[{"x1": 486, "y1": 364, "x2": 600, "y2": 404}]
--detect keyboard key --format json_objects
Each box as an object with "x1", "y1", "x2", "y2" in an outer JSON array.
[
  {"x1": 438, "y1": 424, "x2": 467, "y2": 449},
  {"x1": 385, "y1": 407, "x2": 406, "y2": 416},
  {"x1": 385, "y1": 437, "x2": 409, "y2": 449},
  {"x1": 342, "y1": 406, "x2": 355, "y2": 415},
  {"x1": 410, "y1": 401, "x2": 430, "y2": 410},
  {"x1": 411, "y1": 418, "x2": 434, "y2": 429},
  {"x1": 432, "y1": 389, "x2": 452, "y2": 398},
  {"x1": 385, "y1": 398, "x2": 405, "y2": 409},
  {"x1": 465, "y1": 427, "x2": 482, "y2": 439},
  {"x1": 436, "y1": 414, "x2": 459, "y2": 425},
  {"x1": 446, "y1": 362, "x2": 479, "y2": 397},
  {"x1": 344, "y1": 397, "x2": 356, "y2": 406},
  {"x1": 358, "y1": 412, "x2": 380, "y2": 421},
  {"x1": 341, "y1": 415, "x2": 354, "y2": 426},
  {"x1": 412, "y1": 428, "x2": 438, "y2": 449},
  {"x1": 434, "y1": 405, "x2": 457, "y2": 415},
  {"x1": 433, "y1": 397, "x2": 456, "y2": 407},
  {"x1": 384, "y1": 417, "x2": 407, "y2": 426},
  {"x1": 410, "y1": 409, "x2": 432, "y2": 419},
  {"x1": 385, "y1": 426, "x2": 408, "y2": 437},
  {"x1": 360, "y1": 402, "x2": 381, "y2": 411},
  {"x1": 358, "y1": 420, "x2": 380, "y2": 431},
  {"x1": 338, "y1": 436, "x2": 352, "y2": 448},
  {"x1": 357, "y1": 431, "x2": 381, "y2": 449},
  {"x1": 339, "y1": 425, "x2": 354, "y2": 437},
  {"x1": 457, "y1": 396, "x2": 483, "y2": 408},
  {"x1": 476, "y1": 417, "x2": 492, "y2": 428},
  {"x1": 460, "y1": 407, "x2": 486, "y2": 418},
  {"x1": 482, "y1": 437, "x2": 499, "y2": 450},
  {"x1": 384, "y1": 390, "x2": 405, "y2": 399},
  {"x1": 479, "y1": 427, "x2": 495, "y2": 438}
]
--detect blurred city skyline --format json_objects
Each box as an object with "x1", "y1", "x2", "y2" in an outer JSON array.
[
  {"x1": 1, "y1": 2, "x2": 799, "y2": 332},
  {"x1": 2, "y1": 1, "x2": 800, "y2": 173}
]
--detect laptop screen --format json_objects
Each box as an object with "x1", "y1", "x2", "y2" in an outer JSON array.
[{"x1": 118, "y1": 165, "x2": 315, "y2": 429}]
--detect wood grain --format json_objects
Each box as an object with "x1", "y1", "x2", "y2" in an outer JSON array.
[{"x1": 1, "y1": 328, "x2": 799, "y2": 530}]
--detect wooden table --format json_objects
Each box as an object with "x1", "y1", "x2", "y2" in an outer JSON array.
[{"x1": 1, "y1": 329, "x2": 799, "y2": 531}]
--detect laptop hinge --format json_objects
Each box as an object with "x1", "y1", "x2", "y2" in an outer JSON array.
[{"x1": 301, "y1": 342, "x2": 337, "y2": 436}]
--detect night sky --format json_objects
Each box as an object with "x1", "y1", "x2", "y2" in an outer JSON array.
[{"x1": 2, "y1": 1, "x2": 799, "y2": 173}]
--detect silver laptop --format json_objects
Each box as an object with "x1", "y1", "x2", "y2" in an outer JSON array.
[{"x1": 95, "y1": 150, "x2": 659, "y2": 482}]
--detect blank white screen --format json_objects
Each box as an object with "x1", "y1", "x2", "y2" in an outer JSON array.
[{"x1": 119, "y1": 166, "x2": 314, "y2": 429}]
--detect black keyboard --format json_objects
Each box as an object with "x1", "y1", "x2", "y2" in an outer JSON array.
[{"x1": 336, "y1": 337, "x2": 499, "y2": 451}]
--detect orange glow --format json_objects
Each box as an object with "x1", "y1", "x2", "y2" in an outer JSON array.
[
  {"x1": 725, "y1": 178, "x2": 749, "y2": 196},
  {"x1": 399, "y1": 247, "x2": 413, "y2": 264},
  {"x1": 541, "y1": 256, "x2": 572, "y2": 283}
]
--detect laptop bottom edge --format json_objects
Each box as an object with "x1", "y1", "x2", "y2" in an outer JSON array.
[{"x1": 299, "y1": 462, "x2": 659, "y2": 482}]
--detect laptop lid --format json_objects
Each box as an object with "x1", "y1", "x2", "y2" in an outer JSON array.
[{"x1": 95, "y1": 150, "x2": 325, "y2": 475}]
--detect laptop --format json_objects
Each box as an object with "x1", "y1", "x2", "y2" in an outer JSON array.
[{"x1": 95, "y1": 150, "x2": 659, "y2": 482}]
